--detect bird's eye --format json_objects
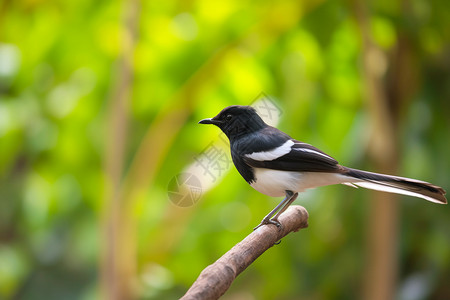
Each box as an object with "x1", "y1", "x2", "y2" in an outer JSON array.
[{"x1": 225, "y1": 114, "x2": 233, "y2": 121}]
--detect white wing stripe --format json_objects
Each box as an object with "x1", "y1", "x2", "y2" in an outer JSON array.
[
  {"x1": 293, "y1": 144, "x2": 334, "y2": 160},
  {"x1": 245, "y1": 140, "x2": 294, "y2": 161}
]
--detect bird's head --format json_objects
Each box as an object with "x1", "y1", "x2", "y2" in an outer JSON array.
[{"x1": 199, "y1": 105, "x2": 267, "y2": 139}]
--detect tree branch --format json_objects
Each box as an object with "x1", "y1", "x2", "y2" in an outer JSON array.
[{"x1": 181, "y1": 205, "x2": 309, "y2": 300}]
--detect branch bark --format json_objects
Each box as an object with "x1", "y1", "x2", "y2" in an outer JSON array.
[{"x1": 181, "y1": 205, "x2": 309, "y2": 300}]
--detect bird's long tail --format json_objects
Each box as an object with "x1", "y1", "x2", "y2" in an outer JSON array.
[{"x1": 342, "y1": 167, "x2": 447, "y2": 204}]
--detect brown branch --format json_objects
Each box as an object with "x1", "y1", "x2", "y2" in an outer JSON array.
[
  {"x1": 181, "y1": 206, "x2": 309, "y2": 300},
  {"x1": 102, "y1": 0, "x2": 140, "y2": 299},
  {"x1": 353, "y1": 2, "x2": 403, "y2": 300}
]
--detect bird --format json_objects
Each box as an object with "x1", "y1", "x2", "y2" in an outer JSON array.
[{"x1": 198, "y1": 105, "x2": 447, "y2": 230}]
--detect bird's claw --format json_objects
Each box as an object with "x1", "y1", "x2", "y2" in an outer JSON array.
[{"x1": 253, "y1": 218, "x2": 283, "y2": 231}]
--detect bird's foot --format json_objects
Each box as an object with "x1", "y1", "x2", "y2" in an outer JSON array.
[{"x1": 253, "y1": 217, "x2": 282, "y2": 231}]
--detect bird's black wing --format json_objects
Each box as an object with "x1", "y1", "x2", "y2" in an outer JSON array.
[{"x1": 243, "y1": 139, "x2": 342, "y2": 173}]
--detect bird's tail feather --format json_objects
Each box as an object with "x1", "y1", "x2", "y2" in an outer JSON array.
[{"x1": 342, "y1": 167, "x2": 447, "y2": 204}]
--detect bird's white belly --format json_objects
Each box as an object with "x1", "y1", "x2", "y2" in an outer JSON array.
[{"x1": 250, "y1": 168, "x2": 348, "y2": 197}]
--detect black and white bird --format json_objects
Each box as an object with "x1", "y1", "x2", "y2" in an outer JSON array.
[{"x1": 199, "y1": 105, "x2": 447, "y2": 229}]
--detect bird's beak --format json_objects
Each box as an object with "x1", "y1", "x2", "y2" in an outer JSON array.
[{"x1": 198, "y1": 118, "x2": 221, "y2": 125}]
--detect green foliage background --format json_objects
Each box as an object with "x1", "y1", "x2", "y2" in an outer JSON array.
[{"x1": 0, "y1": 0, "x2": 449, "y2": 299}]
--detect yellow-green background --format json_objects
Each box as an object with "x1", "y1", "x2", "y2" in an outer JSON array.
[{"x1": 1, "y1": 0, "x2": 449, "y2": 299}]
